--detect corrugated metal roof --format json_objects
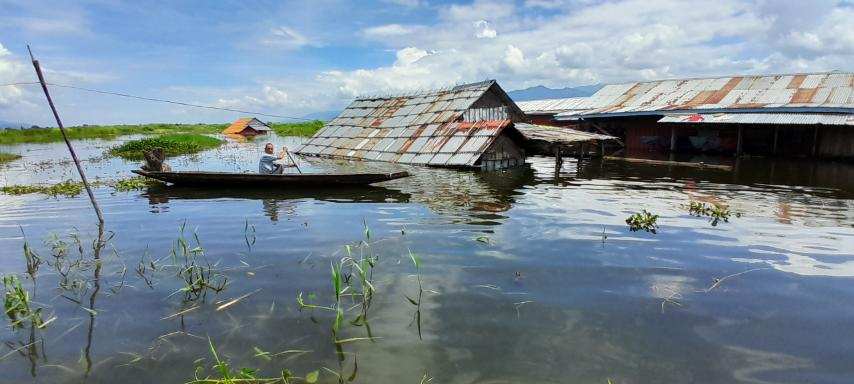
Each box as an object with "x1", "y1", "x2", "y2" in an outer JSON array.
[
  {"x1": 515, "y1": 123, "x2": 617, "y2": 143},
  {"x1": 295, "y1": 80, "x2": 520, "y2": 167},
  {"x1": 516, "y1": 72, "x2": 854, "y2": 120},
  {"x1": 658, "y1": 113, "x2": 854, "y2": 126}
]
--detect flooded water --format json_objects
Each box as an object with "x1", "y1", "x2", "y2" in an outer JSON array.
[{"x1": 1, "y1": 134, "x2": 853, "y2": 383}]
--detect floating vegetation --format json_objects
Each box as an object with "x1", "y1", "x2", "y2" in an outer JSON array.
[
  {"x1": 113, "y1": 176, "x2": 163, "y2": 192},
  {"x1": 1, "y1": 180, "x2": 84, "y2": 197},
  {"x1": 626, "y1": 210, "x2": 659, "y2": 233},
  {"x1": 189, "y1": 337, "x2": 318, "y2": 384},
  {"x1": 685, "y1": 201, "x2": 740, "y2": 226},
  {"x1": 170, "y1": 221, "x2": 227, "y2": 301},
  {"x1": 0, "y1": 152, "x2": 21, "y2": 163},
  {"x1": 2, "y1": 275, "x2": 44, "y2": 329},
  {"x1": 109, "y1": 134, "x2": 223, "y2": 160}
]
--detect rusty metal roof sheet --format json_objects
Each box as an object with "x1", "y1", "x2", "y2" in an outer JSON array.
[
  {"x1": 518, "y1": 72, "x2": 854, "y2": 120},
  {"x1": 658, "y1": 113, "x2": 854, "y2": 125},
  {"x1": 295, "y1": 80, "x2": 520, "y2": 167}
]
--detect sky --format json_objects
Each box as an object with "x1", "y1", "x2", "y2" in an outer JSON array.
[{"x1": 0, "y1": 0, "x2": 852, "y2": 126}]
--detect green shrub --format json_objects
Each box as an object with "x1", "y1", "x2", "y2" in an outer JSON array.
[{"x1": 109, "y1": 134, "x2": 223, "y2": 160}]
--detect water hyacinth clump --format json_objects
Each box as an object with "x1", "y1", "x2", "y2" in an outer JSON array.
[
  {"x1": 626, "y1": 210, "x2": 659, "y2": 233},
  {"x1": 1, "y1": 180, "x2": 84, "y2": 197},
  {"x1": 109, "y1": 134, "x2": 223, "y2": 160},
  {"x1": 113, "y1": 176, "x2": 163, "y2": 192},
  {"x1": 685, "y1": 201, "x2": 738, "y2": 226}
]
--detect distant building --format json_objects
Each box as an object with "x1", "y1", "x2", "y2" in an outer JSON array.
[
  {"x1": 517, "y1": 72, "x2": 854, "y2": 159},
  {"x1": 223, "y1": 117, "x2": 271, "y2": 136},
  {"x1": 295, "y1": 80, "x2": 531, "y2": 170}
]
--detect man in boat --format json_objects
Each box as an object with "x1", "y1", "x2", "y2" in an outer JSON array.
[{"x1": 259, "y1": 142, "x2": 293, "y2": 174}]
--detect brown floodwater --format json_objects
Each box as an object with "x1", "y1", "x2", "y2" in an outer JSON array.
[{"x1": 0, "y1": 134, "x2": 852, "y2": 383}]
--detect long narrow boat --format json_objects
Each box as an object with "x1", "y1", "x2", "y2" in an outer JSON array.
[{"x1": 132, "y1": 169, "x2": 410, "y2": 187}]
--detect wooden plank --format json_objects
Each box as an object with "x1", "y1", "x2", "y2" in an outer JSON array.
[{"x1": 603, "y1": 156, "x2": 732, "y2": 171}]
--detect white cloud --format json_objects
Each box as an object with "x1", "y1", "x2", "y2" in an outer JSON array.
[
  {"x1": 320, "y1": 0, "x2": 854, "y2": 96},
  {"x1": 262, "y1": 26, "x2": 313, "y2": 49},
  {"x1": 474, "y1": 20, "x2": 497, "y2": 39},
  {"x1": 441, "y1": 0, "x2": 515, "y2": 22},
  {"x1": 363, "y1": 24, "x2": 419, "y2": 38}
]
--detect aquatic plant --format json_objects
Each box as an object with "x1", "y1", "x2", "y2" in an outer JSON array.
[
  {"x1": 109, "y1": 134, "x2": 223, "y2": 160},
  {"x1": 189, "y1": 337, "x2": 318, "y2": 384},
  {"x1": 113, "y1": 176, "x2": 163, "y2": 192},
  {"x1": 2, "y1": 275, "x2": 43, "y2": 329},
  {"x1": 0, "y1": 152, "x2": 21, "y2": 163},
  {"x1": 170, "y1": 221, "x2": 227, "y2": 301},
  {"x1": 685, "y1": 201, "x2": 738, "y2": 226},
  {"x1": 0, "y1": 123, "x2": 228, "y2": 145},
  {"x1": 1, "y1": 180, "x2": 84, "y2": 197},
  {"x1": 625, "y1": 210, "x2": 659, "y2": 233}
]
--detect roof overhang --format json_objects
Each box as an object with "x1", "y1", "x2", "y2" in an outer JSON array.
[{"x1": 658, "y1": 112, "x2": 854, "y2": 126}]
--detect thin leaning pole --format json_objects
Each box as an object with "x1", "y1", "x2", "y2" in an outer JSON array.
[{"x1": 27, "y1": 45, "x2": 104, "y2": 225}]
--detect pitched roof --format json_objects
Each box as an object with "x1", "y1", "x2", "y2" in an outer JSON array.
[
  {"x1": 295, "y1": 80, "x2": 523, "y2": 167},
  {"x1": 514, "y1": 72, "x2": 854, "y2": 120},
  {"x1": 223, "y1": 117, "x2": 270, "y2": 134}
]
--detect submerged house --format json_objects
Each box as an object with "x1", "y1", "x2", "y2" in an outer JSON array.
[
  {"x1": 223, "y1": 117, "x2": 271, "y2": 136},
  {"x1": 295, "y1": 80, "x2": 530, "y2": 170},
  {"x1": 517, "y1": 71, "x2": 854, "y2": 159}
]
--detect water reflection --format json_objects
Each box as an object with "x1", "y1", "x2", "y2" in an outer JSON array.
[{"x1": 1, "y1": 136, "x2": 854, "y2": 383}]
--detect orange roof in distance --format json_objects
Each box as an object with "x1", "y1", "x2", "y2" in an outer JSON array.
[{"x1": 223, "y1": 117, "x2": 271, "y2": 135}]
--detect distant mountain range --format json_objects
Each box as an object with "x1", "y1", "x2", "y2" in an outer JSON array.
[
  {"x1": 507, "y1": 84, "x2": 602, "y2": 101},
  {"x1": 0, "y1": 120, "x2": 33, "y2": 129}
]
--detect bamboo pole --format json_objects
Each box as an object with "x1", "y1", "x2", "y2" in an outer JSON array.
[{"x1": 27, "y1": 45, "x2": 104, "y2": 225}]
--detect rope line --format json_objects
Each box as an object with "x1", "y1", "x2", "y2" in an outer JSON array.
[{"x1": 0, "y1": 81, "x2": 315, "y2": 121}]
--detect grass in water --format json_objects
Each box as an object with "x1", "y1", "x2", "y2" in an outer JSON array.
[
  {"x1": 1, "y1": 180, "x2": 84, "y2": 197},
  {"x1": 626, "y1": 210, "x2": 659, "y2": 233},
  {"x1": 269, "y1": 121, "x2": 324, "y2": 137},
  {"x1": 109, "y1": 134, "x2": 223, "y2": 160},
  {"x1": 2, "y1": 275, "x2": 44, "y2": 330},
  {"x1": 0, "y1": 152, "x2": 21, "y2": 163},
  {"x1": 189, "y1": 337, "x2": 318, "y2": 384},
  {"x1": 0, "y1": 123, "x2": 227, "y2": 145}
]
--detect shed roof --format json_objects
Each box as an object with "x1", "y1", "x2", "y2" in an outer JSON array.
[
  {"x1": 223, "y1": 117, "x2": 270, "y2": 134},
  {"x1": 514, "y1": 72, "x2": 854, "y2": 120},
  {"x1": 514, "y1": 123, "x2": 616, "y2": 144},
  {"x1": 295, "y1": 80, "x2": 523, "y2": 167}
]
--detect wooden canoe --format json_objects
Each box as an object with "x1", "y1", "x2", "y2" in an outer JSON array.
[{"x1": 132, "y1": 169, "x2": 410, "y2": 187}]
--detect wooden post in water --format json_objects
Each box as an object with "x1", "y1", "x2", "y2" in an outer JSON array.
[
  {"x1": 736, "y1": 126, "x2": 744, "y2": 157},
  {"x1": 811, "y1": 127, "x2": 819, "y2": 157},
  {"x1": 27, "y1": 45, "x2": 104, "y2": 225},
  {"x1": 772, "y1": 127, "x2": 779, "y2": 155},
  {"x1": 669, "y1": 126, "x2": 676, "y2": 152}
]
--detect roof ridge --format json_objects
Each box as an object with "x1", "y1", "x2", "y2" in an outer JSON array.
[
  {"x1": 602, "y1": 70, "x2": 852, "y2": 88},
  {"x1": 354, "y1": 79, "x2": 496, "y2": 101}
]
